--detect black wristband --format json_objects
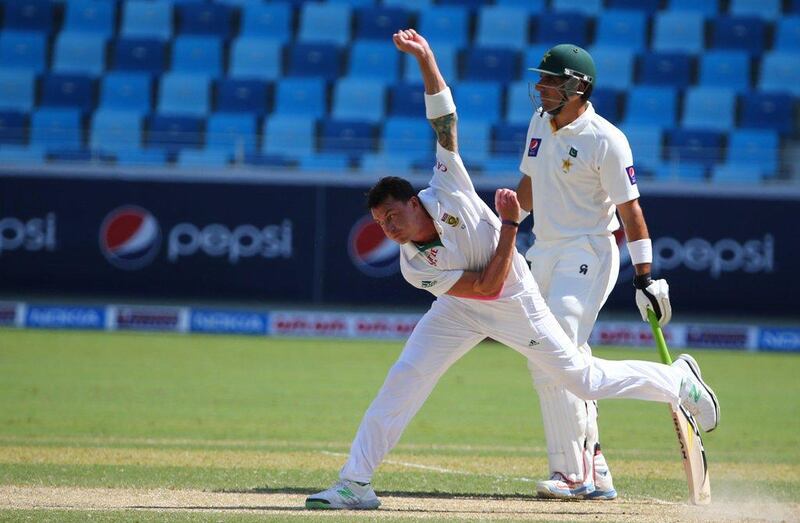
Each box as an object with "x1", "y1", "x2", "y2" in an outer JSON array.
[
  {"x1": 633, "y1": 272, "x2": 653, "y2": 290},
  {"x1": 501, "y1": 220, "x2": 519, "y2": 228}
]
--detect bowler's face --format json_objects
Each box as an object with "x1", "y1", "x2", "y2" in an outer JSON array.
[{"x1": 371, "y1": 197, "x2": 416, "y2": 244}]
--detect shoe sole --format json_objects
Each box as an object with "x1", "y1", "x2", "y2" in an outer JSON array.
[
  {"x1": 678, "y1": 354, "x2": 720, "y2": 432},
  {"x1": 305, "y1": 499, "x2": 380, "y2": 510},
  {"x1": 536, "y1": 485, "x2": 594, "y2": 500},
  {"x1": 584, "y1": 489, "x2": 618, "y2": 501}
]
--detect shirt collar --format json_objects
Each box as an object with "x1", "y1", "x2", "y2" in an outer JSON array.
[{"x1": 545, "y1": 102, "x2": 594, "y2": 136}]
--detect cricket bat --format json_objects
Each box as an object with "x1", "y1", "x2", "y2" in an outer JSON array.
[{"x1": 647, "y1": 309, "x2": 711, "y2": 505}]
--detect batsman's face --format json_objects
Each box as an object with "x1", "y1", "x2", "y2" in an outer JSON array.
[
  {"x1": 371, "y1": 197, "x2": 418, "y2": 244},
  {"x1": 535, "y1": 74, "x2": 569, "y2": 111}
]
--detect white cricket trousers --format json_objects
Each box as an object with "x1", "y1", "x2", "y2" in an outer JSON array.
[{"x1": 339, "y1": 290, "x2": 683, "y2": 483}]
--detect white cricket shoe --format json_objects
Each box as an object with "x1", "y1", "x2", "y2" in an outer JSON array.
[
  {"x1": 673, "y1": 354, "x2": 720, "y2": 432},
  {"x1": 536, "y1": 472, "x2": 595, "y2": 500},
  {"x1": 305, "y1": 479, "x2": 380, "y2": 510},
  {"x1": 584, "y1": 446, "x2": 617, "y2": 500}
]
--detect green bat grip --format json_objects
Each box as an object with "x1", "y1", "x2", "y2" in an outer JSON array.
[{"x1": 647, "y1": 309, "x2": 673, "y2": 365}]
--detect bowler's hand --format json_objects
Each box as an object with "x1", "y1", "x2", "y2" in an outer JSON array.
[
  {"x1": 392, "y1": 29, "x2": 430, "y2": 59},
  {"x1": 495, "y1": 188, "x2": 521, "y2": 222}
]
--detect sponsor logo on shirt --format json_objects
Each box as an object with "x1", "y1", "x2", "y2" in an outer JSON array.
[
  {"x1": 528, "y1": 138, "x2": 542, "y2": 157},
  {"x1": 569, "y1": 146, "x2": 578, "y2": 158},
  {"x1": 440, "y1": 213, "x2": 460, "y2": 227},
  {"x1": 421, "y1": 280, "x2": 437, "y2": 288},
  {"x1": 626, "y1": 165, "x2": 637, "y2": 185},
  {"x1": 436, "y1": 160, "x2": 448, "y2": 172},
  {"x1": 424, "y1": 248, "x2": 439, "y2": 266}
]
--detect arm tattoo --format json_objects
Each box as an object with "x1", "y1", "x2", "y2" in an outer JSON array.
[{"x1": 430, "y1": 113, "x2": 458, "y2": 152}]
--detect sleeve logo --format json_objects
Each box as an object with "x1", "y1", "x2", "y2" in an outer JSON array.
[
  {"x1": 626, "y1": 166, "x2": 637, "y2": 185},
  {"x1": 440, "y1": 212, "x2": 460, "y2": 227},
  {"x1": 421, "y1": 280, "x2": 437, "y2": 288},
  {"x1": 528, "y1": 138, "x2": 542, "y2": 157}
]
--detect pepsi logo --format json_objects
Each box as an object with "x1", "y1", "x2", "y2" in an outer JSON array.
[
  {"x1": 99, "y1": 206, "x2": 161, "y2": 270},
  {"x1": 348, "y1": 215, "x2": 399, "y2": 278}
]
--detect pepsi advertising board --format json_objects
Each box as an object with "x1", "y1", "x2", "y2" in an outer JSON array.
[{"x1": 1, "y1": 174, "x2": 799, "y2": 316}]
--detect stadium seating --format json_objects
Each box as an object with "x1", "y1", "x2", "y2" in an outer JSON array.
[
  {"x1": 121, "y1": 1, "x2": 172, "y2": 40},
  {"x1": 681, "y1": 87, "x2": 737, "y2": 131},
  {"x1": 730, "y1": 0, "x2": 782, "y2": 20},
  {"x1": 41, "y1": 74, "x2": 96, "y2": 113},
  {"x1": 775, "y1": 16, "x2": 800, "y2": 49},
  {"x1": 505, "y1": 82, "x2": 534, "y2": 124},
  {"x1": 239, "y1": 3, "x2": 292, "y2": 40},
  {"x1": 319, "y1": 119, "x2": 376, "y2": 155},
  {"x1": 113, "y1": 39, "x2": 167, "y2": 73},
  {"x1": 591, "y1": 88, "x2": 621, "y2": 124},
  {"x1": 666, "y1": 129, "x2": 724, "y2": 169},
  {"x1": 347, "y1": 41, "x2": 400, "y2": 82},
  {"x1": 668, "y1": 0, "x2": 719, "y2": 16},
  {"x1": 3, "y1": 0, "x2": 54, "y2": 32},
  {"x1": 52, "y1": 33, "x2": 106, "y2": 76},
  {"x1": 99, "y1": 73, "x2": 152, "y2": 113},
  {"x1": 354, "y1": 7, "x2": 410, "y2": 40},
  {"x1": 463, "y1": 48, "x2": 519, "y2": 84},
  {"x1": 493, "y1": 122, "x2": 528, "y2": 156},
  {"x1": 30, "y1": 108, "x2": 83, "y2": 150},
  {"x1": 229, "y1": 38, "x2": 282, "y2": 80},
  {"x1": 90, "y1": 110, "x2": 143, "y2": 152},
  {"x1": 711, "y1": 16, "x2": 766, "y2": 55},
  {"x1": 623, "y1": 86, "x2": 679, "y2": 128},
  {"x1": 698, "y1": 51, "x2": 751, "y2": 92},
  {"x1": 157, "y1": 73, "x2": 210, "y2": 116},
  {"x1": 176, "y1": 3, "x2": 232, "y2": 38},
  {"x1": 454, "y1": 82, "x2": 502, "y2": 123},
  {"x1": 551, "y1": 0, "x2": 603, "y2": 16},
  {"x1": 590, "y1": 46, "x2": 635, "y2": 89},
  {"x1": 0, "y1": 31, "x2": 47, "y2": 72},
  {"x1": 475, "y1": 6, "x2": 529, "y2": 50},
  {"x1": 652, "y1": 11, "x2": 705, "y2": 54},
  {"x1": 206, "y1": 113, "x2": 258, "y2": 154},
  {"x1": 215, "y1": 79, "x2": 270, "y2": 115},
  {"x1": 740, "y1": 92, "x2": 794, "y2": 136},
  {"x1": 171, "y1": 36, "x2": 223, "y2": 76},
  {"x1": 331, "y1": 78, "x2": 386, "y2": 123},
  {"x1": 274, "y1": 77, "x2": 326, "y2": 118},
  {"x1": 537, "y1": 12, "x2": 590, "y2": 48},
  {"x1": 623, "y1": 124, "x2": 663, "y2": 172},
  {"x1": 594, "y1": 10, "x2": 647, "y2": 51},
  {"x1": 0, "y1": 71, "x2": 36, "y2": 112},
  {"x1": 298, "y1": 3, "x2": 351, "y2": 46},
  {"x1": 381, "y1": 117, "x2": 432, "y2": 159},
  {"x1": 759, "y1": 51, "x2": 800, "y2": 96},
  {"x1": 63, "y1": 0, "x2": 116, "y2": 37},
  {"x1": 638, "y1": 53, "x2": 693, "y2": 87},
  {"x1": 0, "y1": 111, "x2": 28, "y2": 145},
  {"x1": 418, "y1": 6, "x2": 469, "y2": 47},
  {"x1": 725, "y1": 129, "x2": 779, "y2": 177},
  {"x1": 262, "y1": 115, "x2": 315, "y2": 157},
  {"x1": 146, "y1": 115, "x2": 204, "y2": 151},
  {"x1": 287, "y1": 43, "x2": 342, "y2": 82}
]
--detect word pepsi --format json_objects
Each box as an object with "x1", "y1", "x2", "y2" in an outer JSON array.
[
  {"x1": 654, "y1": 234, "x2": 774, "y2": 279},
  {"x1": 0, "y1": 213, "x2": 57, "y2": 255},
  {"x1": 168, "y1": 220, "x2": 293, "y2": 263}
]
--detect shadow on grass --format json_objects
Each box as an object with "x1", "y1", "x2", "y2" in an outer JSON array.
[{"x1": 218, "y1": 486, "x2": 543, "y2": 500}]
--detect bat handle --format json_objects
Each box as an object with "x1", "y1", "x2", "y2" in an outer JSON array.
[{"x1": 647, "y1": 309, "x2": 673, "y2": 365}]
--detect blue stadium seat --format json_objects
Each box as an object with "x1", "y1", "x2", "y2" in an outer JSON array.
[
  {"x1": 551, "y1": 0, "x2": 602, "y2": 15},
  {"x1": 147, "y1": 114, "x2": 204, "y2": 151},
  {"x1": 653, "y1": 162, "x2": 707, "y2": 181},
  {"x1": 606, "y1": 0, "x2": 660, "y2": 13},
  {"x1": 622, "y1": 124, "x2": 663, "y2": 171},
  {"x1": 481, "y1": 156, "x2": 524, "y2": 176},
  {"x1": 360, "y1": 152, "x2": 415, "y2": 175},
  {"x1": 681, "y1": 87, "x2": 736, "y2": 131},
  {"x1": 590, "y1": 46, "x2": 635, "y2": 89},
  {"x1": 229, "y1": 38, "x2": 282, "y2": 80},
  {"x1": 454, "y1": 82, "x2": 502, "y2": 122},
  {"x1": 725, "y1": 129, "x2": 779, "y2": 177},
  {"x1": 0, "y1": 31, "x2": 47, "y2": 72},
  {"x1": 536, "y1": 12, "x2": 590, "y2": 48},
  {"x1": 262, "y1": 115, "x2": 316, "y2": 156},
  {"x1": 505, "y1": 81, "x2": 533, "y2": 124},
  {"x1": 177, "y1": 2, "x2": 232, "y2": 37},
  {"x1": 729, "y1": 0, "x2": 781, "y2": 20},
  {"x1": 382, "y1": 116, "x2": 431, "y2": 158},
  {"x1": 622, "y1": 86, "x2": 678, "y2": 128},
  {"x1": 215, "y1": 79, "x2": 270, "y2": 114},
  {"x1": 327, "y1": 0, "x2": 375, "y2": 7},
  {"x1": 206, "y1": 112, "x2": 257, "y2": 154},
  {"x1": 594, "y1": 10, "x2": 647, "y2": 51},
  {"x1": 90, "y1": 109, "x2": 143, "y2": 152},
  {"x1": 171, "y1": 35, "x2": 223, "y2": 75},
  {"x1": 242, "y1": 152, "x2": 296, "y2": 168},
  {"x1": 177, "y1": 149, "x2": 230, "y2": 168},
  {"x1": 475, "y1": 6, "x2": 529, "y2": 50},
  {"x1": 3, "y1": 0, "x2": 54, "y2": 32},
  {"x1": 299, "y1": 153, "x2": 351, "y2": 171},
  {"x1": 668, "y1": 0, "x2": 719, "y2": 16},
  {"x1": 404, "y1": 44, "x2": 457, "y2": 83},
  {"x1": 40, "y1": 74, "x2": 95, "y2": 113},
  {"x1": 0, "y1": 70, "x2": 35, "y2": 111},
  {"x1": 240, "y1": 2, "x2": 292, "y2": 40},
  {"x1": 99, "y1": 72, "x2": 151, "y2": 112},
  {"x1": 495, "y1": 0, "x2": 546, "y2": 9},
  {"x1": 638, "y1": 53, "x2": 693, "y2": 87},
  {"x1": 121, "y1": 1, "x2": 172, "y2": 40},
  {"x1": 287, "y1": 43, "x2": 342, "y2": 81},
  {"x1": 759, "y1": 51, "x2": 800, "y2": 96},
  {"x1": 274, "y1": 77, "x2": 326, "y2": 117},
  {"x1": 698, "y1": 51, "x2": 750, "y2": 92},
  {"x1": 463, "y1": 48, "x2": 519, "y2": 84},
  {"x1": 652, "y1": 11, "x2": 705, "y2": 54},
  {"x1": 113, "y1": 39, "x2": 167, "y2": 73},
  {"x1": 666, "y1": 130, "x2": 723, "y2": 168},
  {"x1": 158, "y1": 73, "x2": 210, "y2": 116},
  {"x1": 492, "y1": 122, "x2": 527, "y2": 157},
  {"x1": 384, "y1": 0, "x2": 431, "y2": 11},
  {"x1": 775, "y1": 16, "x2": 800, "y2": 50},
  {"x1": 0, "y1": 111, "x2": 28, "y2": 145},
  {"x1": 115, "y1": 148, "x2": 168, "y2": 166},
  {"x1": 740, "y1": 91, "x2": 794, "y2": 136},
  {"x1": 0, "y1": 145, "x2": 44, "y2": 164},
  {"x1": 319, "y1": 119, "x2": 376, "y2": 154},
  {"x1": 298, "y1": 3, "x2": 351, "y2": 46},
  {"x1": 355, "y1": 7, "x2": 410, "y2": 40},
  {"x1": 332, "y1": 78, "x2": 386, "y2": 123},
  {"x1": 63, "y1": 0, "x2": 115, "y2": 36},
  {"x1": 710, "y1": 164, "x2": 761, "y2": 183},
  {"x1": 30, "y1": 108, "x2": 83, "y2": 150},
  {"x1": 591, "y1": 88, "x2": 621, "y2": 123},
  {"x1": 711, "y1": 16, "x2": 766, "y2": 55},
  {"x1": 791, "y1": 0, "x2": 800, "y2": 13},
  {"x1": 347, "y1": 41, "x2": 400, "y2": 82},
  {"x1": 418, "y1": 6, "x2": 469, "y2": 47},
  {"x1": 52, "y1": 33, "x2": 106, "y2": 76},
  {"x1": 438, "y1": 0, "x2": 490, "y2": 8},
  {"x1": 388, "y1": 83, "x2": 425, "y2": 117},
  {"x1": 457, "y1": 121, "x2": 491, "y2": 162}
]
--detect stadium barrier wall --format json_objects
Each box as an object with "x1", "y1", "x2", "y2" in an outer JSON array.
[
  {"x1": 0, "y1": 301, "x2": 797, "y2": 352},
  {"x1": 1, "y1": 173, "x2": 798, "y2": 315}
]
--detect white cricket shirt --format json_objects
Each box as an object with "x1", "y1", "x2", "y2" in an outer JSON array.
[
  {"x1": 400, "y1": 143, "x2": 532, "y2": 298},
  {"x1": 519, "y1": 102, "x2": 640, "y2": 242}
]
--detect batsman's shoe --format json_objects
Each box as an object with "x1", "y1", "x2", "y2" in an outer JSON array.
[
  {"x1": 536, "y1": 472, "x2": 595, "y2": 500},
  {"x1": 305, "y1": 479, "x2": 380, "y2": 510},
  {"x1": 584, "y1": 447, "x2": 617, "y2": 501},
  {"x1": 674, "y1": 354, "x2": 720, "y2": 432}
]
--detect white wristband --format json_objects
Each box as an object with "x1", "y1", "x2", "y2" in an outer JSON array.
[
  {"x1": 627, "y1": 238, "x2": 653, "y2": 265},
  {"x1": 424, "y1": 86, "x2": 456, "y2": 119},
  {"x1": 518, "y1": 209, "x2": 530, "y2": 223}
]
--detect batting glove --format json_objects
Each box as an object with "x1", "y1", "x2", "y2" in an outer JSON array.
[{"x1": 634, "y1": 274, "x2": 672, "y2": 326}]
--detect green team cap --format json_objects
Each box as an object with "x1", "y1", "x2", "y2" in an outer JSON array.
[{"x1": 529, "y1": 44, "x2": 596, "y2": 85}]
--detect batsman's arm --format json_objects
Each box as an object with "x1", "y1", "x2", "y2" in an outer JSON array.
[
  {"x1": 617, "y1": 199, "x2": 651, "y2": 276},
  {"x1": 447, "y1": 189, "x2": 520, "y2": 298}
]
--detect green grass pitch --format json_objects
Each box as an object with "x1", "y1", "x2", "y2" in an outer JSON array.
[{"x1": 0, "y1": 328, "x2": 798, "y2": 521}]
